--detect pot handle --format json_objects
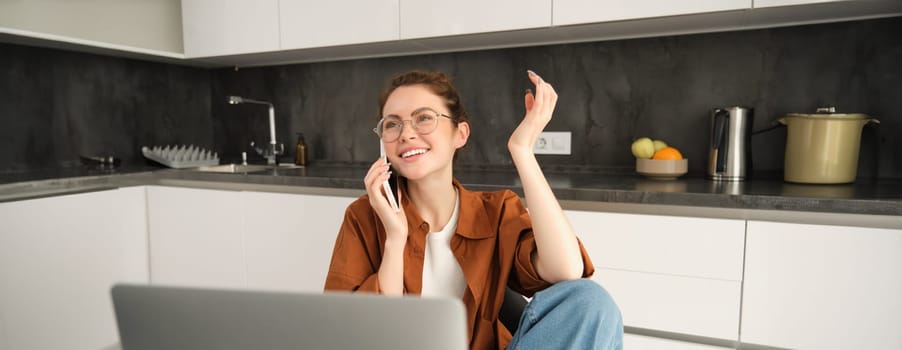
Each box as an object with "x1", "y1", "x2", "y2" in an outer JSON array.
[
  {"x1": 867, "y1": 118, "x2": 880, "y2": 126},
  {"x1": 752, "y1": 117, "x2": 786, "y2": 135}
]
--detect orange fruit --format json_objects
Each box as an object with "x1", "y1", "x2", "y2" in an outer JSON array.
[{"x1": 652, "y1": 146, "x2": 683, "y2": 160}]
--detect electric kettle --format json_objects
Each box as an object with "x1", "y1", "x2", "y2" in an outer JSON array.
[{"x1": 708, "y1": 106, "x2": 753, "y2": 181}]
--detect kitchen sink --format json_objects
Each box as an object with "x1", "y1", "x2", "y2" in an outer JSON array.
[{"x1": 188, "y1": 164, "x2": 298, "y2": 173}]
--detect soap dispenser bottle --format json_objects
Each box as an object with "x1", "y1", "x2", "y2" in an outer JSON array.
[{"x1": 294, "y1": 133, "x2": 308, "y2": 166}]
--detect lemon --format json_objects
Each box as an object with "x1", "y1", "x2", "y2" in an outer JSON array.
[
  {"x1": 631, "y1": 137, "x2": 655, "y2": 159},
  {"x1": 653, "y1": 140, "x2": 668, "y2": 152}
]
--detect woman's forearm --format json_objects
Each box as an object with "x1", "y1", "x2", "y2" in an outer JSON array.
[
  {"x1": 377, "y1": 238, "x2": 406, "y2": 295},
  {"x1": 510, "y1": 145, "x2": 584, "y2": 283}
]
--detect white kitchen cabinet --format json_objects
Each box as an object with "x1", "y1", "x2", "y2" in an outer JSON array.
[
  {"x1": 400, "y1": 0, "x2": 551, "y2": 39},
  {"x1": 625, "y1": 333, "x2": 732, "y2": 350},
  {"x1": 741, "y1": 221, "x2": 902, "y2": 349},
  {"x1": 753, "y1": 0, "x2": 850, "y2": 8},
  {"x1": 601, "y1": 269, "x2": 742, "y2": 340},
  {"x1": 146, "y1": 186, "x2": 246, "y2": 288},
  {"x1": 242, "y1": 191, "x2": 354, "y2": 292},
  {"x1": 280, "y1": 0, "x2": 399, "y2": 49},
  {"x1": 146, "y1": 186, "x2": 354, "y2": 292},
  {"x1": 0, "y1": 187, "x2": 149, "y2": 350},
  {"x1": 566, "y1": 210, "x2": 746, "y2": 280},
  {"x1": 181, "y1": 0, "x2": 280, "y2": 57},
  {"x1": 0, "y1": 0, "x2": 183, "y2": 55},
  {"x1": 566, "y1": 210, "x2": 745, "y2": 341},
  {"x1": 553, "y1": 0, "x2": 750, "y2": 26}
]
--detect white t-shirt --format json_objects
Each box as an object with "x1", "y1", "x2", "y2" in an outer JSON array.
[{"x1": 420, "y1": 191, "x2": 466, "y2": 299}]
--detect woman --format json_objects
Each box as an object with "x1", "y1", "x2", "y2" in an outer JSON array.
[{"x1": 325, "y1": 70, "x2": 622, "y2": 350}]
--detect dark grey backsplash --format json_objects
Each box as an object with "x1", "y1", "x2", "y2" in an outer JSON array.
[
  {"x1": 213, "y1": 17, "x2": 902, "y2": 179},
  {"x1": 0, "y1": 44, "x2": 212, "y2": 172},
  {"x1": 3, "y1": 17, "x2": 901, "y2": 179}
]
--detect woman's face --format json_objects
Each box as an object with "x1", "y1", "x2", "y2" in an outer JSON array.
[{"x1": 380, "y1": 84, "x2": 469, "y2": 181}]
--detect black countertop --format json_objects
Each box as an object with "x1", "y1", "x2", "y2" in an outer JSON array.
[{"x1": 2, "y1": 162, "x2": 899, "y2": 217}]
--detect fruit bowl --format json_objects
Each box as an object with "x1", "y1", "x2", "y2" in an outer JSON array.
[{"x1": 636, "y1": 158, "x2": 688, "y2": 180}]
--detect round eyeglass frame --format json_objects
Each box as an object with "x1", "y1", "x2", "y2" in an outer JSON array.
[{"x1": 372, "y1": 112, "x2": 452, "y2": 142}]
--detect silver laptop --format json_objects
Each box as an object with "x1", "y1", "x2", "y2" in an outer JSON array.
[{"x1": 111, "y1": 284, "x2": 468, "y2": 350}]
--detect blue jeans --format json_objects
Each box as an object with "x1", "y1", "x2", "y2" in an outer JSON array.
[{"x1": 507, "y1": 279, "x2": 623, "y2": 350}]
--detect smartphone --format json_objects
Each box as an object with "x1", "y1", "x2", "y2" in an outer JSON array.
[{"x1": 379, "y1": 143, "x2": 401, "y2": 212}]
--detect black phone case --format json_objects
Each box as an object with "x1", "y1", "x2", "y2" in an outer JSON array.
[{"x1": 387, "y1": 171, "x2": 400, "y2": 207}]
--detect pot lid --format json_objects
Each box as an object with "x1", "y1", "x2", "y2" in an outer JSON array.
[{"x1": 786, "y1": 107, "x2": 869, "y2": 119}]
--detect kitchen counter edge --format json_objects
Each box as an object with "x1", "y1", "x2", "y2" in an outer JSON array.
[{"x1": 1, "y1": 169, "x2": 897, "y2": 230}]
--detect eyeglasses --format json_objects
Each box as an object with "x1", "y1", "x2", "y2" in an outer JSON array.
[{"x1": 373, "y1": 110, "x2": 452, "y2": 142}]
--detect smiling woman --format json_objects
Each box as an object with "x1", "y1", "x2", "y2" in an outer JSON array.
[{"x1": 324, "y1": 70, "x2": 623, "y2": 350}]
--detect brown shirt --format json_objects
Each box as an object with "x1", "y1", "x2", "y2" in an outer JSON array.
[{"x1": 324, "y1": 179, "x2": 595, "y2": 350}]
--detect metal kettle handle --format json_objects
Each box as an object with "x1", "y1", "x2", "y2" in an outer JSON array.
[
  {"x1": 711, "y1": 109, "x2": 730, "y2": 174},
  {"x1": 711, "y1": 109, "x2": 728, "y2": 150}
]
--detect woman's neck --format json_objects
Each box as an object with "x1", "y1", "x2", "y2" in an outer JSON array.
[{"x1": 406, "y1": 172, "x2": 457, "y2": 232}]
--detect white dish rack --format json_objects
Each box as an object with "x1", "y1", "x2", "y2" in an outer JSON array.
[{"x1": 142, "y1": 145, "x2": 219, "y2": 168}]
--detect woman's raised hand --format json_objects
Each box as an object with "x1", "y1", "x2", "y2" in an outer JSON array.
[
  {"x1": 364, "y1": 157, "x2": 408, "y2": 241},
  {"x1": 506, "y1": 71, "x2": 585, "y2": 283},
  {"x1": 508, "y1": 70, "x2": 558, "y2": 154}
]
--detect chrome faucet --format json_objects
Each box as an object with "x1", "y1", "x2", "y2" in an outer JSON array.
[{"x1": 227, "y1": 96, "x2": 284, "y2": 165}]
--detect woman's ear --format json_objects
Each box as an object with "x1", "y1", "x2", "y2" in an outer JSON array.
[{"x1": 454, "y1": 121, "x2": 470, "y2": 149}]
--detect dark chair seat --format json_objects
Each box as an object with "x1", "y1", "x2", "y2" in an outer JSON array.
[{"x1": 498, "y1": 287, "x2": 528, "y2": 334}]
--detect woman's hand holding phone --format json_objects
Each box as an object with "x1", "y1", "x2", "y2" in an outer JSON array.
[{"x1": 364, "y1": 155, "x2": 408, "y2": 241}]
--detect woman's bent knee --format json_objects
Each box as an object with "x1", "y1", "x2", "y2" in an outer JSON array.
[
  {"x1": 516, "y1": 279, "x2": 623, "y2": 349},
  {"x1": 552, "y1": 279, "x2": 621, "y2": 320}
]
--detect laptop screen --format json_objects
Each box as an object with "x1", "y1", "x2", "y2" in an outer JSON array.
[{"x1": 111, "y1": 284, "x2": 468, "y2": 350}]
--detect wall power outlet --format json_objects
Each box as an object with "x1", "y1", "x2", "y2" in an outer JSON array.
[{"x1": 533, "y1": 131, "x2": 571, "y2": 155}]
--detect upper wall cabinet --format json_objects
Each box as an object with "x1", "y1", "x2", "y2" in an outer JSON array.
[
  {"x1": 174, "y1": 0, "x2": 901, "y2": 65},
  {"x1": 400, "y1": 0, "x2": 551, "y2": 39},
  {"x1": 0, "y1": 0, "x2": 183, "y2": 56},
  {"x1": 553, "y1": 0, "x2": 751, "y2": 26},
  {"x1": 181, "y1": 0, "x2": 280, "y2": 57},
  {"x1": 753, "y1": 0, "x2": 850, "y2": 8},
  {"x1": 280, "y1": 0, "x2": 399, "y2": 50}
]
